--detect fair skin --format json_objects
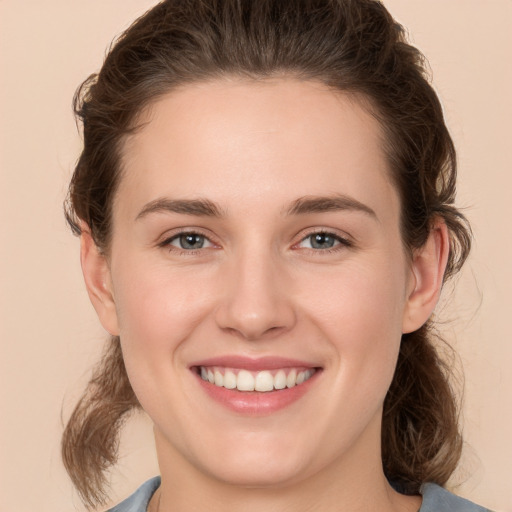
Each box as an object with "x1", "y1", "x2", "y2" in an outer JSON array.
[{"x1": 81, "y1": 79, "x2": 448, "y2": 512}]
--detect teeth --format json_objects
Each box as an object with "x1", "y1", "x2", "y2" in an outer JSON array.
[
  {"x1": 255, "y1": 371, "x2": 274, "y2": 392},
  {"x1": 274, "y1": 369, "x2": 287, "y2": 390},
  {"x1": 286, "y1": 369, "x2": 297, "y2": 388},
  {"x1": 223, "y1": 370, "x2": 237, "y2": 389},
  {"x1": 214, "y1": 370, "x2": 224, "y2": 387},
  {"x1": 237, "y1": 370, "x2": 255, "y2": 391},
  {"x1": 199, "y1": 366, "x2": 316, "y2": 392}
]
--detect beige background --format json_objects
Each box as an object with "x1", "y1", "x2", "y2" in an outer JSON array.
[{"x1": 1, "y1": 1, "x2": 511, "y2": 511}]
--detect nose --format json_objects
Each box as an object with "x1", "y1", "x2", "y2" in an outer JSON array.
[{"x1": 214, "y1": 249, "x2": 296, "y2": 341}]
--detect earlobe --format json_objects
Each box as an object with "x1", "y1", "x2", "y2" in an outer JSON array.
[
  {"x1": 402, "y1": 220, "x2": 450, "y2": 334},
  {"x1": 80, "y1": 224, "x2": 120, "y2": 336}
]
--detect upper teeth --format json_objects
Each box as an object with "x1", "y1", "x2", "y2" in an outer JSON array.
[{"x1": 199, "y1": 366, "x2": 315, "y2": 392}]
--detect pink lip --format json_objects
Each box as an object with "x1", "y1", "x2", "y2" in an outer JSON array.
[
  {"x1": 190, "y1": 356, "x2": 322, "y2": 416},
  {"x1": 190, "y1": 355, "x2": 318, "y2": 371}
]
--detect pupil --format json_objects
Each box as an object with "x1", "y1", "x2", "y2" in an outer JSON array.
[
  {"x1": 181, "y1": 234, "x2": 204, "y2": 249},
  {"x1": 312, "y1": 233, "x2": 334, "y2": 249}
]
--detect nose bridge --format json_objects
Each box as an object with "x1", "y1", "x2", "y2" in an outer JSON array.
[{"x1": 215, "y1": 242, "x2": 295, "y2": 340}]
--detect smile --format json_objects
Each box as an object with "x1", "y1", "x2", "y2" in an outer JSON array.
[
  {"x1": 191, "y1": 356, "x2": 322, "y2": 414},
  {"x1": 198, "y1": 366, "x2": 316, "y2": 392}
]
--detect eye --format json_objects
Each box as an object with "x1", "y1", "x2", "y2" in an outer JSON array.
[
  {"x1": 297, "y1": 232, "x2": 350, "y2": 250},
  {"x1": 164, "y1": 232, "x2": 214, "y2": 251}
]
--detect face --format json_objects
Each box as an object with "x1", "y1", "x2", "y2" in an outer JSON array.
[{"x1": 88, "y1": 78, "x2": 439, "y2": 488}]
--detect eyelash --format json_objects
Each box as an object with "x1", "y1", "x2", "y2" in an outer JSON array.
[
  {"x1": 294, "y1": 230, "x2": 353, "y2": 254},
  {"x1": 158, "y1": 229, "x2": 353, "y2": 255},
  {"x1": 158, "y1": 229, "x2": 217, "y2": 256}
]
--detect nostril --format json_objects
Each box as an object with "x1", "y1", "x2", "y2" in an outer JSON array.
[{"x1": 220, "y1": 324, "x2": 289, "y2": 342}]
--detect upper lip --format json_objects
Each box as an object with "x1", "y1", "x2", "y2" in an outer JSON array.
[{"x1": 190, "y1": 355, "x2": 320, "y2": 371}]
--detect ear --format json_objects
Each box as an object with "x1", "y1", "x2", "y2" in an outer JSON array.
[
  {"x1": 402, "y1": 219, "x2": 450, "y2": 334},
  {"x1": 80, "y1": 224, "x2": 120, "y2": 336}
]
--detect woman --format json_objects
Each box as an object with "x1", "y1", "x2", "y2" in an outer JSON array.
[{"x1": 62, "y1": 1, "x2": 489, "y2": 511}]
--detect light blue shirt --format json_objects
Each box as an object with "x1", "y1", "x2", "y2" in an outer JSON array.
[{"x1": 107, "y1": 476, "x2": 492, "y2": 512}]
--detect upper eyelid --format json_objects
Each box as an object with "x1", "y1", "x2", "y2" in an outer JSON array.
[
  {"x1": 158, "y1": 227, "x2": 216, "y2": 244},
  {"x1": 295, "y1": 235, "x2": 352, "y2": 250},
  {"x1": 156, "y1": 226, "x2": 354, "y2": 249},
  {"x1": 300, "y1": 232, "x2": 347, "y2": 242},
  {"x1": 158, "y1": 231, "x2": 218, "y2": 254},
  {"x1": 295, "y1": 227, "x2": 353, "y2": 244},
  {"x1": 169, "y1": 232, "x2": 211, "y2": 244}
]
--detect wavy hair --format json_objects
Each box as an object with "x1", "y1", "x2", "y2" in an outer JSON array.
[{"x1": 63, "y1": 0, "x2": 471, "y2": 507}]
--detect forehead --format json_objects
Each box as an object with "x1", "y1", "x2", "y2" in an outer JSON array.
[{"x1": 117, "y1": 78, "x2": 397, "y2": 221}]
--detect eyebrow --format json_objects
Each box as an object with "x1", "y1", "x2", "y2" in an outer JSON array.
[
  {"x1": 285, "y1": 195, "x2": 377, "y2": 219},
  {"x1": 135, "y1": 198, "x2": 224, "y2": 220},
  {"x1": 135, "y1": 194, "x2": 377, "y2": 221}
]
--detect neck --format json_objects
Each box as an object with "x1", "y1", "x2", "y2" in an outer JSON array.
[{"x1": 151, "y1": 424, "x2": 421, "y2": 512}]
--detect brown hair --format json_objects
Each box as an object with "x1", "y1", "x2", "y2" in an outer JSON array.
[{"x1": 63, "y1": 0, "x2": 471, "y2": 507}]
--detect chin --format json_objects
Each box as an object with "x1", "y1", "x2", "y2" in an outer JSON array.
[
  {"x1": 177, "y1": 428, "x2": 312, "y2": 488},
  {"x1": 202, "y1": 454, "x2": 311, "y2": 488}
]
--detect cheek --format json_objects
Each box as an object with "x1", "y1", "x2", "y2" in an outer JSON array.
[
  {"x1": 298, "y1": 258, "x2": 407, "y2": 387},
  {"x1": 111, "y1": 257, "x2": 218, "y2": 357},
  {"x1": 109, "y1": 256, "x2": 223, "y2": 424},
  {"x1": 302, "y1": 258, "x2": 407, "y2": 337}
]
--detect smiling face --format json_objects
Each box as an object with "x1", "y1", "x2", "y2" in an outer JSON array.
[{"x1": 82, "y1": 78, "x2": 445, "y2": 493}]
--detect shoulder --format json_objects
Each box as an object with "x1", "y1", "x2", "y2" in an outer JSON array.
[
  {"x1": 105, "y1": 478, "x2": 492, "y2": 512},
  {"x1": 106, "y1": 477, "x2": 161, "y2": 512},
  {"x1": 420, "y1": 483, "x2": 492, "y2": 512}
]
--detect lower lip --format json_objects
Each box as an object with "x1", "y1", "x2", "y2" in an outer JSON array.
[{"x1": 193, "y1": 369, "x2": 321, "y2": 415}]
